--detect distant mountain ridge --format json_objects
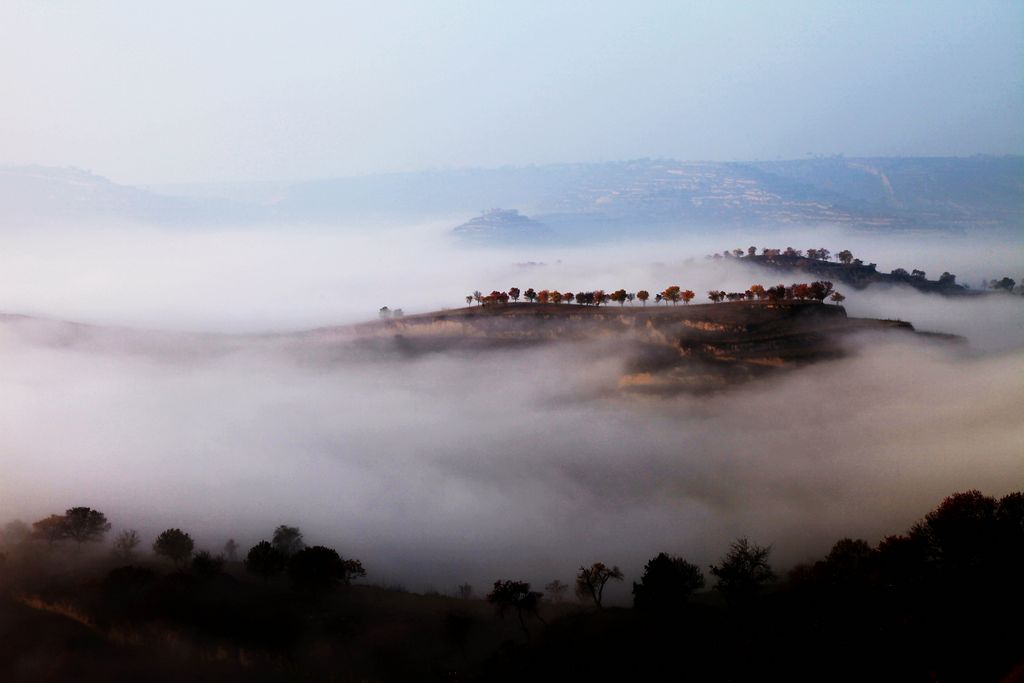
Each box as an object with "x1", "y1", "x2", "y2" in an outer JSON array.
[
  {"x1": 3, "y1": 156, "x2": 1021, "y2": 234},
  {"x1": 0, "y1": 165, "x2": 259, "y2": 227}
]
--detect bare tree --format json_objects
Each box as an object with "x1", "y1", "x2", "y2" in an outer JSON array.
[
  {"x1": 575, "y1": 562, "x2": 624, "y2": 608},
  {"x1": 709, "y1": 537, "x2": 775, "y2": 607},
  {"x1": 113, "y1": 529, "x2": 141, "y2": 561}
]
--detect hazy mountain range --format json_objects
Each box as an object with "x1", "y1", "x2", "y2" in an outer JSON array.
[{"x1": 2, "y1": 156, "x2": 1021, "y2": 237}]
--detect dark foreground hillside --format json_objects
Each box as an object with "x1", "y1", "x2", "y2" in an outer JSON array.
[{"x1": 1, "y1": 489, "x2": 1022, "y2": 682}]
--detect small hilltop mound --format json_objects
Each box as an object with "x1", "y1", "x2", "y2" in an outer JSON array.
[{"x1": 451, "y1": 208, "x2": 552, "y2": 243}]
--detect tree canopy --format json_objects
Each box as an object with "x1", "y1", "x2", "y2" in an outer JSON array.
[
  {"x1": 632, "y1": 552, "x2": 705, "y2": 612},
  {"x1": 63, "y1": 507, "x2": 111, "y2": 545},
  {"x1": 153, "y1": 528, "x2": 195, "y2": 566}
]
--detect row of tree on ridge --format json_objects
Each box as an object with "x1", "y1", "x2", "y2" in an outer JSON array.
[
  {"x1": 465, "y1": 281, "x2": 845, "y2": 307},
  {"x1": 714, "y1": 245, "x2": 1020, "y2": 291},
  {"x1": 3, "y1": 510, "x2": 364, "y2": 593}
]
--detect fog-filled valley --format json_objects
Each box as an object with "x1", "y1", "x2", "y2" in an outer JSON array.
[
  {"x1": 3, "y1": 2, "x2": 1023, "y2": 677},
  {"x1": 2, "y1": 222, "x2": 1022, "y2": 604}
]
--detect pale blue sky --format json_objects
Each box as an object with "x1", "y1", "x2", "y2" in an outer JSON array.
[{"x1": 1, "y1": 0, "x2": 1021, "y2": 183}]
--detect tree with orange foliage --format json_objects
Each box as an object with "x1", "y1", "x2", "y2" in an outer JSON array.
[
  {"x1": 637, "y1": 290, "x2": 650, "y2": 306},
  {"x1": 537, "y1": 290, "x2": 550, "y2": 304},
  {"x1": 550, "y1": 290, "x2": 563, "y2": 304},
  {"x1": 662, "y1": 286, "x2": 682, "y2": 305},
  {"x1": 749, "y1": 284, "x2": 766, "y2": 300},
  {"x1": 682, "y1": 289, "x2": 695, "y2": 304},
  {"x1": 610, "y1": 289, "x2": 628, "y2": 306}
]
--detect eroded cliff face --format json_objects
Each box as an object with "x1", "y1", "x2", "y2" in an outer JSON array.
[{"x1": 339, "y1": 302, "x2": 932, "y2": 393}]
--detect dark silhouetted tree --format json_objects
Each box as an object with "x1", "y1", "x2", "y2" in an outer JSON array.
[
  {"x1": 245, "y1": 540, "x2": 287, "y2": 581},
  {"x1": 610, "y1": 289, "x2": 628, "y2": 305},
  {"x1": 153, "y1": 528, "x2": 194, "y2": 566},
  {"x1": 747, "y1": 246, "x2": 757, "y2": 256},
  {"x1": 288, "y1": 545, "x2": 365, "y2": 593},
  {"x1": 456, "y1": 582, "x2": 474, "y2": 599},
  {"x1": 910, "y1": 490, "x2": 1000, "y2": 584},
  {"x1": 508, "y1": 287, "x2": 520, "y2": 303},
  {"x1": 223, "y1": 538, "x2": 239, "y2": 562},
  {"x1": 709, "y1": 537, "x2": 775, "y2": 607},
  {"x1": 808, "y1": 280, "x2": 834, "y2": 302},
  {"x1": 837, "y1": 249, "x2": 854, "y2": 264},
  {"x1": 487, "y1": 579, "x2": 544, "y2": 638},
  {"x1": 192, "y1": 550, "x2": 225, "y2": 578},
  {"x1": 341, "y1": 558, "x2": 367, "y2": 583},
  {"x1": 272, "y1": 525, "x2": 305, "y2": 557},
  {"x1": 809, "y1": 538, "x2": 876, "y2": 594},
  {"x1": 524, "y1": 288, "x2": 537, "y2": 303},
  {"x1": 113, "y1": 529, "x2": 141, "y2": 561},
  {"x1": 991, "y1": 277, "x2": 1016, "y2": 292},
  {"x1": 575, "y1": 562, "x2": 624, "y2": 608},
  {"x1": 830, "y1": 291, "x2": 846, "y2": 305},
  {"x1": 63, "y1": 507, "x2": 111, "y2": 546},
  {"x1": 632, "y1": 552, "x2": 704, "y2": 613}
]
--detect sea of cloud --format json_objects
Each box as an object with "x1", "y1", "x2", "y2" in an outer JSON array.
[{"x1": 0, "y1": 222, "x2": 1021, "y2": 603}]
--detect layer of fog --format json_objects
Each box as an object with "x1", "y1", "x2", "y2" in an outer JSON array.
[
  {"x1": 1, "y1": 221, "x2": 1022, "y2": 602},
  {"x1": 2, "y1": 323, "x2": 1022, "y2": 603},
  {"x1": 0, "y1": 222, "x2": 1020, "y2": 335}
]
